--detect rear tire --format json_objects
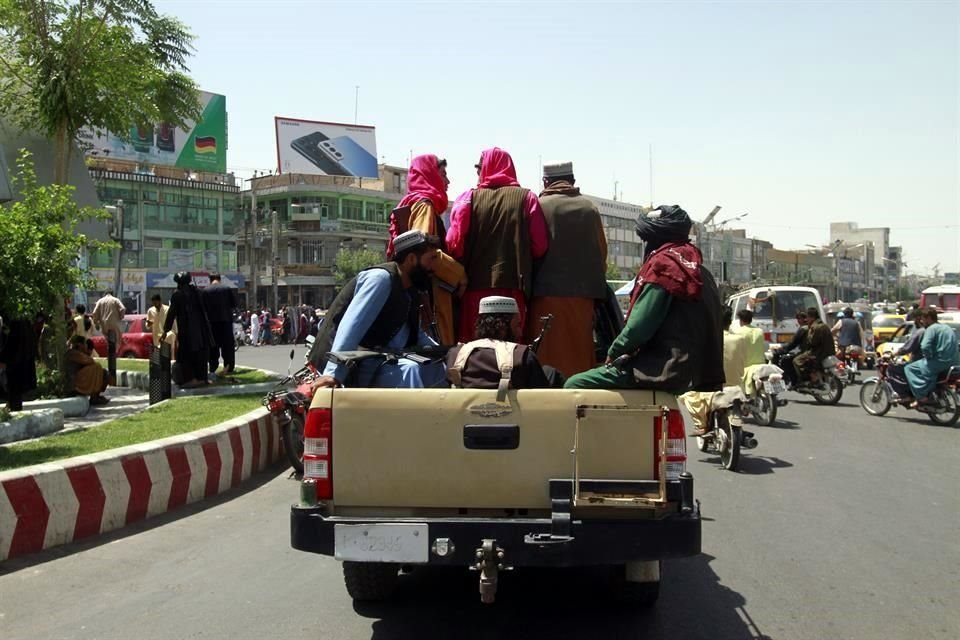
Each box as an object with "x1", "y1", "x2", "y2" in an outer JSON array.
[
  {"x1": 282, "y1": 414, "x2": 305, "y2": 474},
  {"x1": 610, "y1": 562, "x2": 661, "y2": 607},
  {"x1": 342, "y1": 561, "x2": 399, "y2": 602},
  {"x1": 859, "y1": 379, "x2": 891, "y2": 416},
  {"x1": 813, "y1": 376, "x2": 843, "y2": 405},
  {"x1": 753, "y1": 392, "x2": 777, "y2": 426},
  {"x1": 927, "y1": 388, "x2": 960, "y2": 426},
  {"x1": 717, "y1": 412, "x2": 741, "y2": 471}
]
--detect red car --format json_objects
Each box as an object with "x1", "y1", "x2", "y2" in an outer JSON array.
[{"x1": 89, "y1": 314, "x2": 154, "y2": 359}]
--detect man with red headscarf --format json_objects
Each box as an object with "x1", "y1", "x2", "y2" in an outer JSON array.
[
  {"x1": 446, "y1": 147, "x2": 549, "y2": 342},
  {"x1": 564, "y1": 205, "x2": 725, "y2": 393},
  {"x1": 387, "y1": 154, "x2": 466, "y2": 345}
]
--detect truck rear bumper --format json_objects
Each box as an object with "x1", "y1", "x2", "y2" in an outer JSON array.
[{"x1": 290, "y1": 478, "x2": 701, "y2": 567}]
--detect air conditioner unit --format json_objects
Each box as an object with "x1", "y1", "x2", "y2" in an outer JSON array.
[{"x1": 123, "y1": 240, "x2": 140, "y2": 251}]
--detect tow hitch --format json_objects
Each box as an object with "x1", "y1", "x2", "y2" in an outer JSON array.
[{"x1": 471, "y1": 539, "x2": 512, "y2": 604}]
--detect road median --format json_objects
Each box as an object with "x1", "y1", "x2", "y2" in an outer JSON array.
[{"x1": 0, "y1": 405, "x2": 278, "y2": 562}]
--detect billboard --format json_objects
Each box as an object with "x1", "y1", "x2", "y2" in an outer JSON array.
[
  {"x1": 79, "y1": 91, "x2": 227, "y2": 173},
  {"x1": 275, "y1": 117, "x2": 378, "y2": 178}
]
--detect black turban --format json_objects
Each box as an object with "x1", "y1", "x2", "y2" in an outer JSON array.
[{"x1": 635, "y1": 205, "x2": 692, "y2": 257}]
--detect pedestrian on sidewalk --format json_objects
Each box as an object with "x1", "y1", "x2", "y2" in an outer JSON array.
[
  {"x1": 162, "y1": 272, "x2": 214, "y2": 389},
  {"x1": 250, "y1": 308, "x2": 260, "y2": 347},
  {"x1": 0, "y1": 318, "x2": 38, "y2": 411},
  {"x1": 202, "y1": 274, "x2": 239, "y2": 375},
  {"x1": 92, "y1": 291, "x2": 125, "y2": 356}
]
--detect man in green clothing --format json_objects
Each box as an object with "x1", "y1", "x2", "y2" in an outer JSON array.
[{"x1": 564, "y1": 205, "x2": 725, "y2": 393}]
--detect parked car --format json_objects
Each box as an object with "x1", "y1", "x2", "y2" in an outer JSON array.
[{"x1": 89, "y1": 314, "x2": 153, "y2": 359}]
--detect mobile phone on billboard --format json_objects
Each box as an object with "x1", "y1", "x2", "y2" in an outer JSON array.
[
  {"x1": 156, "y1": 123, "x2": 176, "y2": 152},
  {"x1": 132, "y1": 125, "x2": 154, "y2": 153},
  {"x1": 290, "y1": 131, "x2": 347, "y2": 175},
  {"x1": 318, "y1": 136, "x2": 378, "y2": 178}
]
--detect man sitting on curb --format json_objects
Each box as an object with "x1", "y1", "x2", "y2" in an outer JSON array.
[{"x1": 66, "y1": 336, "x2": 111, "y2": 406}]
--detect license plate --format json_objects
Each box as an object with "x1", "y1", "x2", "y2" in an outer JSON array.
[
  {"x1": 764, "y1": 380, "x2": 786, "y2": 395},
  {"x1": 334, "y1": 523, "x2": 429, "y2": 563},
  {"x1": 777, "y1": 334, "x2": 793, "y2": 344}
]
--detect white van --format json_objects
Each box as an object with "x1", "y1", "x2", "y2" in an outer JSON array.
[{"x1": 726, "y1": 286, "x2": 826, "y2": 347}]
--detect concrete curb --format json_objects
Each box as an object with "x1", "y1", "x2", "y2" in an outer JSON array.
[
  {"x1": 22, "y1": 396, "x2": 91, "y2": 418},
  {"x1": 174, "y1": 381, "x2": 280, "y2": 398},
  {"x1": 111, "y1": 367, "x2": 280, "y2": 398},
  {"x1": 0, "y1": 409, "x2": 65, "y2": 445},
  {"x1": 0, "y1": 406, "x2": 279, "y2": 562}
]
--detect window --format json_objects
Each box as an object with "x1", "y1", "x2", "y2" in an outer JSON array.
[
  {"x1": 301, "y1": 240, "x2": 324, "y2": 264},
  {"x1": 342, "y1": 200, "x2": 362, "y2": 220}
]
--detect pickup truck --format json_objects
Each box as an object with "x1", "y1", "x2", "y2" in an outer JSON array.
[{"x1": 290, "y1": 381, "x2": 702, "y2": 606}]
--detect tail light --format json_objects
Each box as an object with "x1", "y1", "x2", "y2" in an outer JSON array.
[
  {"x1": 302, "y1": 407, "x2": 332, "y2": 500},
  {"x1": 763, "y1": 332, "x2": 772, "y2": 343},
  {"x1": 654, "y1": 409, "x2": 687, "y2": 481}
]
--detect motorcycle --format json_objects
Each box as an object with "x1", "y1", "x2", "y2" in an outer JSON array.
[
  {"x1": 768, "y1": 348, "x2": 845, "y2": 405},
  {"x1": 694, "y1": 386, "x2": 758, "y2": 472},
  {"x1": 740, "y1": 363, "x2": 786, "y2": 426},
  {"x1": 859, "y1": 355, "x2": 960, "y2": 426},
  {"x1": 262, "y1": 349, "x2": 320, "y2": 474},
  {"x1": 839, "y1": 345, "x2": 864, "y2": 385}
]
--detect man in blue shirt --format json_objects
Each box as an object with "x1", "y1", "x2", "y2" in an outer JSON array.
[
  {"x1": 309, "y1": 230, "x2": 447, "y2": 389},
  {"x1": 905, "y1": 308, "x2": 959, "y2": 405}
]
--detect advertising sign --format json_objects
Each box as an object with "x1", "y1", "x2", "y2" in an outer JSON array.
[
  {"x1": 79, "y1": 91, "x2": 227, "y2": 173},
  {"x1": 275, "y1": 117, "x2": 378, "y2": 178}
]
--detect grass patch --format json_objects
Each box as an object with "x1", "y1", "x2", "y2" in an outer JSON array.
[
  {"x1": 96, "y1": 357, "x2": 147, "y2": 373},
  {"x1": 213, "y1": 368, "x2": 276, "y2": 385},
  {"x1": 95, "y1": 359, "x2": 277, "y2": 384},
  {"x1": 0, "y1": 394, "x2": 262, "y2": 471}
]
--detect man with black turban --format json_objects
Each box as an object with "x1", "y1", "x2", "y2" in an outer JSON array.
[{"x1": 564, "y1": 205, "x2": 725, "y2": 393}]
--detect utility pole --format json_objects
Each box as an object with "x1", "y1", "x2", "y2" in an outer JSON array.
[
  {"x1": 112, "y1": 199, "x2": 124, "y2": 303},
  {"x1": 354, "y1": 85, "x2": 359, "y2": 124},
  {"x1": 250, "y1": 187, "x2": 258, "y2": 309},
  {"x1": 272, "y1": 209, "x2": 280, "y2": 313}
]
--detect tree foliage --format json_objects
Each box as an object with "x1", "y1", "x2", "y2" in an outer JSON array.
[
  {"x1": 0, "y1": 149, "x2": 110, "y2": 320},
  {"x1": 606, "y1": 261, "x2": 624, "y2": 281},
  {"x1": 333, "y1": 248, "x2": 385, "y2": 289},
  {"x1": 0, "y1": 0, "x2": 201, "y2": 183}
]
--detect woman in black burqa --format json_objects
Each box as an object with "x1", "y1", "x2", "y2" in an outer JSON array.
[
  {"x1": 0, "y1": 318, "x2": 38, "y2": 410},
  {"x1": 162, "y1": 272, "x2": 214, "y2": 388}
]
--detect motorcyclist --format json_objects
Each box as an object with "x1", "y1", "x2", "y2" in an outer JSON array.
[
  {"x1": 831, "y1": 306, "x2": 864, "y2": 356},
  {"x1": 771, "y1": 310, "x2": 808, "y2": 387},
  {"x1": 793, "y1": 307, "x2": 834, "y2": 384}
]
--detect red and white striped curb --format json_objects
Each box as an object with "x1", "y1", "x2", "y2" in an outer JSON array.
[{"x1": 0, "y1": 407, "x2": 280, "y2": 562}]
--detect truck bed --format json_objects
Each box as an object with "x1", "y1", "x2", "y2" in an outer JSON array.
[{"x1": 313, "y1": 388, "x2": 679, "y2": 511}]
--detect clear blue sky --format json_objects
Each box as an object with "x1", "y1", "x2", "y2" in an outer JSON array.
[{"x1": 156, "y1": 0, "x2": 958, "y2": 274}]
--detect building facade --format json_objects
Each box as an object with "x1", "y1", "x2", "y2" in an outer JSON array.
[
  {"x1": 83, "y1": 160, "x2": 242, "y2": 312},
  {"x1": 239, "y1": 166, "x2": 406, "y2": 310},
  {"x1": 584, "y1": 195, "x2": 646, "y2": 279}
]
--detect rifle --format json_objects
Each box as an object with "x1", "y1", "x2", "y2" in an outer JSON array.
[{"x1": 530, "y1": 314, "x2": 554, "y2": 355}]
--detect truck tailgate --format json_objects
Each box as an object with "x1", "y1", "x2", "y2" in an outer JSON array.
[{"x1": 324, "y1": 388, "x2": 676, "y2": 510}]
